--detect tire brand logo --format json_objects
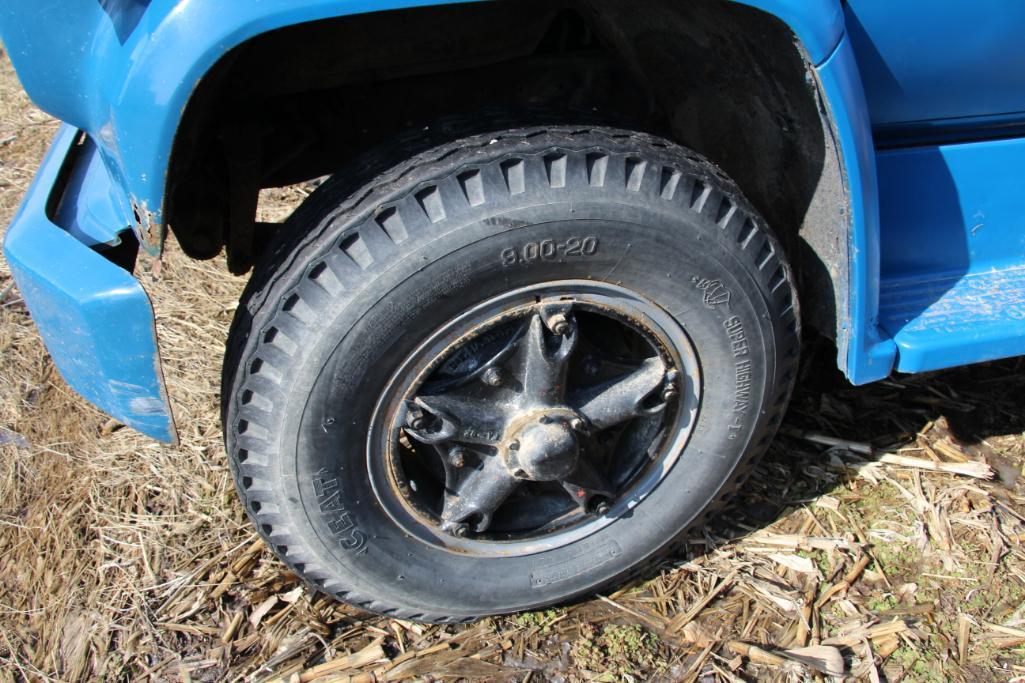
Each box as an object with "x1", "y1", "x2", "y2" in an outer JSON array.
[
  {"x1": 692, "y1": 277, "x2": 732, "y2": 309},
  {"x1": 723, "y1": 316, "x2": 752, "y2": 440},
  {"x1": 313, "y1": 468, "x2": 367, "y2": 552}
]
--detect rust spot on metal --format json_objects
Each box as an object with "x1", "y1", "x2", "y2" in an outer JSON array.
[{"x1": 130, "y1": 197, "x2": 163, "y2": 255}]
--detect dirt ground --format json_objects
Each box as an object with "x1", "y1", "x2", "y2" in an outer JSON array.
[{"x1": 3, "y1": 45, "x2": 1025, "y2": 682}]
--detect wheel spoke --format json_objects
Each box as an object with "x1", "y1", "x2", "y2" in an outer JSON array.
[
  {"x1": 515, "y1": 312, "x2": 577, "y2": 406},
  {"x1": 408, "y1": 393, "x2": 507, "y2": 446},
  {"x1": 570, "y1": 356, "x2": 668, "y2": 430},
  {"x1": 561, "y1": 458, "x2": 614, "y2": 510},
  {"x1": 440, "y1": 455, "x2": 520, "y2": 533}
]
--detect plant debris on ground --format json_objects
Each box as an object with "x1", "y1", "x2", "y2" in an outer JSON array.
[{"x1": 2, "y1": 45, "x2": 1025, "y2": 682}]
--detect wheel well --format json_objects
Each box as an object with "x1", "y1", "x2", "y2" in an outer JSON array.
[{"x1": 166, "y1": 0, "x2": 846, "y2": 338}]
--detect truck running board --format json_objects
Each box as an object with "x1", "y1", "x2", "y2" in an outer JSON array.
[
  {"x1": 876, "y1": 136, "x2": 1025, "y2": 373},
  {"x1": 880, "y1": 267, "x2": 1025, "y2": 372}
]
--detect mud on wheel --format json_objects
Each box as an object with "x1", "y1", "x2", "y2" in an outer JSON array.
[{"x1": 223, "y1": 124, "x2": 800, "y2": 622}]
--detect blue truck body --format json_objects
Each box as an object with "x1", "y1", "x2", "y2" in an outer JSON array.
[{"x1": 3, "y1": 0, "x2": 1025, "y2": 442}]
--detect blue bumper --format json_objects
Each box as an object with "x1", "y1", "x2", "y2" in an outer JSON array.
[{"x1": 2, "y1": 125, "x2": 176, "y2": 442}]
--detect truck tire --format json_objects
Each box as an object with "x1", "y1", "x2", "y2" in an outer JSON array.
[{"x1": 223, "y1": 125, "x2": 800, "y2": 622}]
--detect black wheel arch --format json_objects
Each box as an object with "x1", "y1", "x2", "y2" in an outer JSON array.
[{"x1": 165, "y1": 0, "x2": 848, "y2": 342}]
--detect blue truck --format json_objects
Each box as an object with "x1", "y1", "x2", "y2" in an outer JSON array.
[{"x1": 2, "y1": 0, "x2": 1024, "y2": 620}]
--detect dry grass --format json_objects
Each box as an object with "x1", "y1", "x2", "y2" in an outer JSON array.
[{"x1": 2, "y1": 44, "x2": 1025, "y2": 682}]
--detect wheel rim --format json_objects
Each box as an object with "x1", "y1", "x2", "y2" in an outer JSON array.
[{"x1": 366, "y1": 281, "x2": 701, "y2": 557}]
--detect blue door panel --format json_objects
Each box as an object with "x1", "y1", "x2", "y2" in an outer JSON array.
[{"x1": 845, "y1": 1, "x2": 1025, "y2": 131}]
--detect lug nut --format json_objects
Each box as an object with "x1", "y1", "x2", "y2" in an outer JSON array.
[
  {"x1": 481, "y1": 366, "x2": 504, "y2": 387},
  {"x1": 661, "y1": 370, "x2": 681, "y2": 402},
  {"x1": 590, "y1": 498, "x2": 611, "y2": 516},
  {"x1": 408, "y1": 416, "x2": 427, "y2": 431},
  {"x1": 547, "y1": 312, "x2": 571, "y2": 336},
  {"x1": 451, "y1": 523, "x2": 469, "y2": 537},
  {"x1": 449, "y1": 448, "x2": 466, "y2": 468},
  {"x1": 569, "y1": 417, "x2": 586, "y2": 432}
]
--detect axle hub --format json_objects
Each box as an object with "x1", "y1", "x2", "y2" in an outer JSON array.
[{"x1": 507, "y1": 415, "x2": 580, "y2": 481}]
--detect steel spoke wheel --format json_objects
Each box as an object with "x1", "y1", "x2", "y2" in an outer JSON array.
[
  {"x1": 368, "y1": 283, "x2": 700, "y2": 554},
  {"x1": 223, "y1": 124, "x2": 799, "y2": 622}
]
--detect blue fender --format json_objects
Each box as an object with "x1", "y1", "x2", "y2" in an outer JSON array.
[
  {"x1": 0, "y1": 0, "x2": 893, "y2": 444},
  {"x1": 5, "y1": 0, "x2": 857, "y2": 251},
  {"x1": 737, "y1": 0, "x2": 896, "y2": 382},
  {"x1": 128, "y1": 0, "x2": 897, "y2": 383},
  {"x1": 3, "y1": 0, "x2": 483, "y2": 253},
  {"x1": 814, "y1": 35, "x2": 898, "y2": 384}
]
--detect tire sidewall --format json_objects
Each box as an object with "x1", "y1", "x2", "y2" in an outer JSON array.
[{"x1": 281, "y1": 209, "x2": 774, "y2": 616}]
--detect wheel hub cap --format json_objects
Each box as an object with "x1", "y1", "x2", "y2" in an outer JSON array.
[{"x1": 507, "y1": 415, "x2": 581, "y2": 481}]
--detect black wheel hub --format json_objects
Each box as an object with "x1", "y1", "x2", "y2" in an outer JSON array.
[
  {"x1": 367, "y1": 282, "x2": 701, "y2": 555},
  {"x1": 507, "y1": 414, "x2": 580, "y2": 481}
]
